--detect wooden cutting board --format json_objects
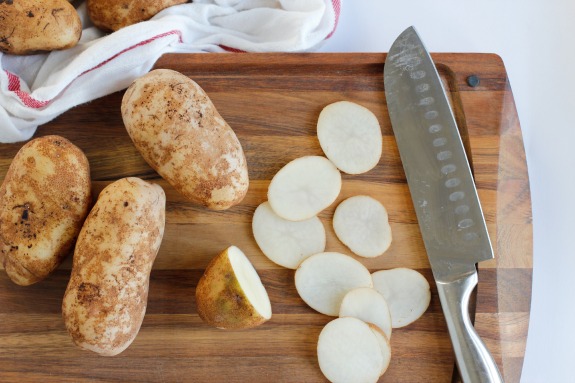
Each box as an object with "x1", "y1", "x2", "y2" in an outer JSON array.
[{"x1": 0, "y1": 53, "x2": 532, "y2": 383}]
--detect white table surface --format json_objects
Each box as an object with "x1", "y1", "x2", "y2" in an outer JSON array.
[{"x1": 318, "y1": 1, "x2": 575, "y2": 382}]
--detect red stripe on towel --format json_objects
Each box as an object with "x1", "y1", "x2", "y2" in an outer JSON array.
[
  {"x1": 326, "y1": 0, "x2": 341, "y2": 38},
  {"x1": 6, "y1": 71, "x2": 50, "y2": 108},
  {"x1": 5, "y1": 29, "x2": 183, "y2": 109}
]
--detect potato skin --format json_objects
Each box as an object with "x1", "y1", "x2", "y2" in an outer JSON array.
[
  {"x1": 195, "y1": 247, "x2": 268, "y2": 329},
  {"x1": 0, "y1": 0, "x2": 82, "y2": 55},
  {"x1": 122, "y1": 69, "x2": 249, "y2": 210},
  {"x1": 0, "y1": 135, "x2": 91, "y2": 286},
  {"x1": 87, "y1": 0, "x2": 187, "y2": 31},
  {"x1": 62, "y1": 177, "x2": 165, "y2": 356}
]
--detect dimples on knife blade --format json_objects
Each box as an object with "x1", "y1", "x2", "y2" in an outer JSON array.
[{"x1": 384, "y1": 27, "x2": 493, "y2": 283}]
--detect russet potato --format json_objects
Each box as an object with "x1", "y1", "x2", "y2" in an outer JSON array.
[
  {"x1": 122, "y1": 69, "x2": 249, "y2": 210},
  {"x1": 0, "y1": 135, "x2": 91, "y2": 286},
  {"x1": 87, "y1": 0, "x2": 188, "y2": 31},
  {"x1": 62, "y1": 177, "x2": 165, "y2": 356},
  {"x1": 0, "y1": 0, "x2": 81, "y2": 55}
]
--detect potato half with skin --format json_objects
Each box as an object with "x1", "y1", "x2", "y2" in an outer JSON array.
[
  {"x1": 0, "y1": 0, "x2": 82, "y2": 55},
  {"x1": 122, "y1": 69, "x2": 249, "y2": 210},
  {"x1": 62, "y1": 177, "x2": 166, "y2": 356},
  {"x1": 87, "y1": 0, "x2": 187, "y2": 32},
  {"x1": 196, "y1": 246, "x2": 272, "y2": 329},
  {"x1": 0, "y1": 135, "x2": 91, "y2": 286}
]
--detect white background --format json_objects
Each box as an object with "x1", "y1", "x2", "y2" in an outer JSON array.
[{"x1": 319, "y1": 1, "x2": 575, "y2": 382}]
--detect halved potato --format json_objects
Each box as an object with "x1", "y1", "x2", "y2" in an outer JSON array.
[{"x1": 195, "y1": 246, "x2": 272, "y2": 329}]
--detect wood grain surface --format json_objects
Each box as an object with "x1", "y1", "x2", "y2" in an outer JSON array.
[{"x1": 0, "y1": 53, "x2": 532, "y2": 383}]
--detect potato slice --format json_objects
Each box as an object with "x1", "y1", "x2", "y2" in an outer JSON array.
[
  {"x1": 372, "y1": 268, "x2": 431, "y2": 328},
  {"x1": 368, "y1": 324, "x2": 392, "y2": 377},
  {"x1": 317, "y1": 101, "x2": 382, "y2": 174},
  {"x1": 195, "y1": 246, "x2": 272, "y2": 329},
  {"x1": 295, "y1": 252, "x2": 372, "y2": 316},
  {"x1": 333, "y1": 195, "x2": 392, "y2": 258},
  {"x1": 268, "y1": 156, "x2": 341, "y2": 221},
  {"x1": 317, "y1": 317, "x2": 384, "y2": 383},
  {"x1": 252, "y1": 202, "x2": 325, "y2": 269},
  {"x1": 339, "y1": 287, "x2": 392, "y2": 339}
]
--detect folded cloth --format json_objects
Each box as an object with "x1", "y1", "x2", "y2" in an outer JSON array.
[{"x1": 0, "y1": 0, "x2": 341, "y2": 143}]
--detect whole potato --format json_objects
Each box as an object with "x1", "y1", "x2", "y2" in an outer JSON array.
[
  {"x1": 87, "y1": 0, "x2": 188, "y2": 31},
  {"x1": 0, "y1": 135, "x2": 91, "y2": 286},
  {"x1": 62, "y1": 177, "x2": 165, "y2": 356},
  {"x1": 122, "y1": 69, "x2": 249, "y2": 210},
  {"x1": 0, "y1": 0, "x2": 82, "y2": 55}
]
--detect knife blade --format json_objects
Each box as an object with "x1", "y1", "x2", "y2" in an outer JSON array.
[{"x1": 384, "y1": 26, "x2": 504, "y2": 383}]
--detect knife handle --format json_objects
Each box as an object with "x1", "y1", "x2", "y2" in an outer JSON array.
[{"x1": 436, "y1": 271, "x2": 504, "y2": 383}]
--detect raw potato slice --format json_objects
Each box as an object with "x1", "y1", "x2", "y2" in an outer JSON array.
[
  {"x1": 372, "y1": 268, "x2": 431, "y2": 328},
  {"x1": 339, "y1": 287, "x2": 392, "y2": 339},
  {"x1": 268, "y1": 156, "x2": 341, "y2": 221},
  {"x1": 333, "y1": 195, "x2": 392, "y2": 258},
  {"x1": 317, "y1": 317, "x2": 384, "y2": 383},
  {"x1": 317, "y1": 101, "x2": 382, "y2": 174},
  {"x1": 368, "y1": 324, "x2": 392, "y2": 376},
  {"x1": 195, "y1": 246, "x2": 272, "y2": 329},
  {"x1": 252, "y1": 202, "x2": 326, "y2": 269},
  {"x1": 295, "y1": 252, "x2": 372, "y2": 316}
]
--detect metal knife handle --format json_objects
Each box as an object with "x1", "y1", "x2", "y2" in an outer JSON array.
[{"x1": 436, "y1": 271, "x2": 504, "y2": 383}]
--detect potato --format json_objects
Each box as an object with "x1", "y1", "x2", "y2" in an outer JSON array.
[
  {"x1": 87, "y1": 0, "x2": 188, "y2": 31},
  {"x1": 195, "y1": 246, "x2": 272, "y2": 329},
  {"x1": 122, "y1": 69, "x2": 249, "y2": 210},
  {"x1": 62, "y1": 177, "x2": 165, "y2": 356},
  {"x1": 0, "y1": 135, "x2": 91, "y2": 286},
  {"x1": 0, "y1": 0, "x2": 82, "y2": 55}
]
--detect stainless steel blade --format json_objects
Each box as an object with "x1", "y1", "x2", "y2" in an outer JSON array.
[{"x1": 384, "y1": 26, "x2": 493, "y2": 283}]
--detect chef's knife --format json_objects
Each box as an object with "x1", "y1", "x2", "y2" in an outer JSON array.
[{"x1": 383, "y1": 26, "x2": 504, "y2": 383}]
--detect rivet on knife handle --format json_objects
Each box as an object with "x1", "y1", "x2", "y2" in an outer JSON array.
[{"x1": 384, "y1": 26, "x2": 504, "y2": 383}]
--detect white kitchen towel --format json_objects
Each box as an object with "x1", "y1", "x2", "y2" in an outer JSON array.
[{"x1": 0, "y1": 0, "x2": 341, "y2": 143}]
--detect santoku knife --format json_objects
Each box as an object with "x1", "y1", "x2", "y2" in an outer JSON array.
[{"x1": 384, "y1": 26, "x2": 504, "y2": 383}]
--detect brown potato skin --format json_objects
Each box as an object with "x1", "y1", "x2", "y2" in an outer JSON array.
[
  {"x1": 62, "y1": 177, "x2": 165, "y2": 356},
  {"x1": 195, "y1": 247, "x2": 268, "y2": 329},
  {"x1": 122, "y1": 69, "x2": 249, "y2": 210},
  {"x1": 0, "y1": 135, "x2": 91, "y2": 286},
  {"x1": 0, "y1": 0, "x2": 82, "y2": 55},
  {"x1": 87, "y1": 0, "x2": 188, "y2": 31}
]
